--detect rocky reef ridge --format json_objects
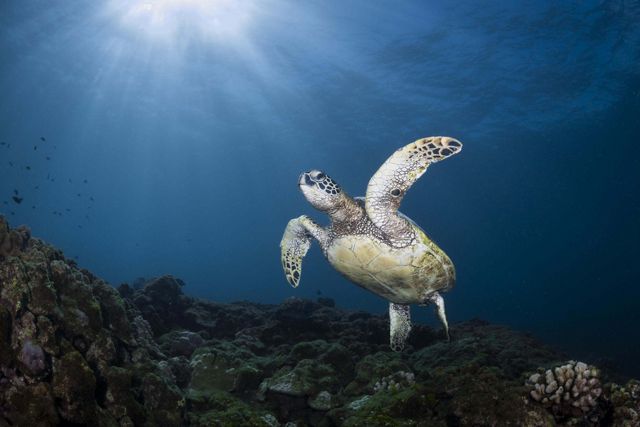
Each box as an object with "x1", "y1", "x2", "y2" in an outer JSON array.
[{"x1": 0, "y1": 216, "x2": 638, "y2": 426}]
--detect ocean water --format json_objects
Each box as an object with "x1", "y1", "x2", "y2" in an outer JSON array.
[{"x1": 1, "y1": 0, "x2": 639, "y2": 379}]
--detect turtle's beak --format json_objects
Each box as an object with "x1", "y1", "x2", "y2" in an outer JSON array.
[{"x1": 299, "y1": 172, "x2": 313, "y2": 187}]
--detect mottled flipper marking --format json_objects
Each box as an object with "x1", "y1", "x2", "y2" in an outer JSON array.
[
  {"x1": 280, "y1": 215, "x2": 327, "y2": 288},
  {"x1": 389, "y1": 303, "x2": 412, "y2": 351},
  {"x1": 427, "y1": 292, "x2": 450, "y2": 341},
  {"x1": 365, "y1": 137, "x2": 462, "y2": 246}
]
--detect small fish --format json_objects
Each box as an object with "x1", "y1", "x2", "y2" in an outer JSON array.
[
  {"x1": 12, "y1": 196, "x2": 23, "y2": 204},
  {"x1": 46, "y1": 156, "x2": 51, "y2": 160},
  {"x1": 10, "y1": 211, "x2": 14, "y2": 216},
  {"x1": 32, "y1": 206, "x2": 36, "y2": 209},
  {"x1": 2, "y1": 201, "x2": 7, "y2": 205},
  {"x1": 34, "y1": 186, "x2": 39, "y2": 190},
  {"x1": 68, "y1": 179, "x2": 72, "y2": 183},
  {"x1": 13, "y1": 189, "x2": 18, "y2": 195},
  {"x1": 0, "y1": 142, "x2": 5, "y2": 146},
  {"x1": 8, "y1": 161, "x2": 13, "y2": 167},
  {"x1": 83, "y1": 179, "x2": 88, "y2": 184},
  {"x1": 34, "y1": 146, "x2": 37, "y2": 151},
  {"x1": 40, "y1": 136, "x2": 46, "y2": 142},
  {"x1": 25, "y1": 166, "x2": 31, "y2": 170},
  {"x1": 65, "y1": 208, "x2": 71, "y2": 212},
  {"x1": 90, "y1": 196, "x2": 94, "y2": 202},
  {"x1": 77, "y1": 193, "x2": 81, "y2": 197}
]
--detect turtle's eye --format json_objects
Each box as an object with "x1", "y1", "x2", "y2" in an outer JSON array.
[
  {"x1": 315, "y1": 172, "x2": 325, "y2": 180},
  {"x1": 391, "y1": 189, "x2": 401, "y2": 197}
]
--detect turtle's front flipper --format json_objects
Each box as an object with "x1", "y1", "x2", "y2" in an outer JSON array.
[
  {"x1": 365, "y1": 137, "x2": 462, "y2": 246},
  {"x1": 280, "y1": 215, "x2": 327, "y2": 288},
  {"x1": 427, "y1": 292, "x2": 450, "y2": 341},
  {"x1": 389, "y1": 303, "x2": 412, "y2": 351}
]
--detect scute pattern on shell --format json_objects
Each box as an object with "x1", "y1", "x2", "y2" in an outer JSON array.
[{"x1": 326, "y1": 234, "x2": 450, "y2": 305}]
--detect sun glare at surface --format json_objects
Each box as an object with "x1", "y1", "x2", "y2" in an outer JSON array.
[{"x1": 106, "y1": 0, "x2": 256, "y2": 46}]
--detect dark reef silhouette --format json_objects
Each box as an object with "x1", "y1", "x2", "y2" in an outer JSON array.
[{"x1": 0, "y1": 216, "x2": 638, "y2": 426}]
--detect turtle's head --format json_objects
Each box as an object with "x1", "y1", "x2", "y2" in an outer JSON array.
[{"x1": 299, "y1": 170, "x2": 343, "y2": 212}]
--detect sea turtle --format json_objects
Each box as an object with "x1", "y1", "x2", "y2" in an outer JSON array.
[{"x1": 280, "y1": 137, "x2": 462, "y2": 350}]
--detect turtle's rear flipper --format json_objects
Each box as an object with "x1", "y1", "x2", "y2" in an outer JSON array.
[
  {"x1": 427, "y1": 292, "x2": 450, "y2": 341},
  {"x1": 389, "y1": 303, "x2": 411, "y2": 351}
]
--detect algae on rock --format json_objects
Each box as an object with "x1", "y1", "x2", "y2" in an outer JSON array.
[{"x1": 1, "y1": 216, "x2": 639, "y2": 427}]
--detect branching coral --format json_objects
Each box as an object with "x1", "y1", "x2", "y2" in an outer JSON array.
[{"x1": 526, "y1": 361, "x2": 602, "y2": 418}]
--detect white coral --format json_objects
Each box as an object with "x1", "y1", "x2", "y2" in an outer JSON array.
[
  {"x1": 373, "y1": 370, "x2": 415, "y2": 393},
  {"x1": 260, "y1": 414, "x2": 279, "y2": 427},
  {"x1": 526, "y1": 360, "x2": 602, "y2": 415},
  {"x1": 348, "y1": 395, "x2": 371, "y2": 410}
]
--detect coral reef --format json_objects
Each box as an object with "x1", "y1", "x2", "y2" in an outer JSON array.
[
  {"x1": 0, "y1": 216, "x2": 638, "y2": 426},
  {"x1": 373, "y1": 371, "x2": 415, "y2": 393},
  {"x1": 607, "y1": 380, "x2": 640, "y2": 426},
  {"x1": 0, "y1": 217, "x2": 185, "y2": 426},
  {"x1": 0, "y1": 219, "x2": 29, "y2": 258},
  {"x1": 526, "y1": 360, "x2": 604, "y2": 423}
]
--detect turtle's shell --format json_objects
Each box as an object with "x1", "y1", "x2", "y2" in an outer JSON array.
[{"x1": 326, "y1": 222, "x2": 455, "y2": 304}]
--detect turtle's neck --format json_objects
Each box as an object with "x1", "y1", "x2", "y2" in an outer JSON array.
[{"x1": 327, "y1": 193, "x2": 365, "y2": 227}]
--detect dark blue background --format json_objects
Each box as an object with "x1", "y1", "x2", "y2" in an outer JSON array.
[{"x1": 1, "y1": 1, "x2": 639, "y2": 376}]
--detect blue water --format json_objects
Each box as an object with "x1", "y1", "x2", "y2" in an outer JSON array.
[{"x1": 1, "y1": 1, "x2": 639, "y2": 376}]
